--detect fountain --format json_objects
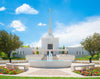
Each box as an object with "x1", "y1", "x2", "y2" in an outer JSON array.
[
  {"x1": 25, "y1": 9, "x2": 75, "y2": 68},
  {"x1": 26, "y1": 53, "x2": 75, "y2": 68},
  {"x1": 47, "y1": 51, "x2": 53, "y2": 61}
]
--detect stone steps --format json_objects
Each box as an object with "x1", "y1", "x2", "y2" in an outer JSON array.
[{"x1": 42, "y1": 56, "x2": 58, "y2": 60}]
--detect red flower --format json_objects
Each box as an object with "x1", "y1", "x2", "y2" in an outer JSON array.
[
  {"x1": 7, "y1": 71, "x2": 9, "y2": 73},
  {"x1": 13, "y1": 71, "x2": 16, "y2": 74},
  {"x1": 0, "y1": 73, "x2": 3, "y2": 74},
  {"x1": 86, "y1": 72, "x2": 89, "y2": 74},
  {"x1": 84, "y1": 75, "x2": 87, "y2": 76},
  {"x1": 11, "y1": 69, "x2": 13, "y2": 71},
  {"x1": 95, "y1": 72, "x2": 98, "y2": 74},
  {"x1": 82, "y1": 72, "x2": 84, "y2": 74}
]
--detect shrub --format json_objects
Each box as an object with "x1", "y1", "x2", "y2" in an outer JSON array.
[
  {"x1": 12, "y1": 52, "x2": 18, "y2": 57},
  {"x1": 0, "y1": 52, "x2": 8, "y2": 59},
  {"x1": 74, "y1": 71, "x2": 80, "y2": 74},
  {"x1": 0, "y1": 52, "x2": 7, "y2": 58},
  {"x1": 36, "y1": 51, "x2": 39, "y2": 54}
]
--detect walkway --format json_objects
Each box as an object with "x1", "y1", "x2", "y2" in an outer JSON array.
[{"x1": 17, "y1": 67, "x2": 83, "y2": 77}]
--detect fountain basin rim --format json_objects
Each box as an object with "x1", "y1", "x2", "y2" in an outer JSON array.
[{"x1": 28, "y1": 60, "x2": 73, "y2": 61}]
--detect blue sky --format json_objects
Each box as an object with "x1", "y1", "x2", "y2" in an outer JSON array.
[{"x1": 0, "y1": 0, "x2": 100, "y2": 47}]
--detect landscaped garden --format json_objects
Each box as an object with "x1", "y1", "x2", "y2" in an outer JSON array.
[
  {"x1": 74, "y1": 67, "x2": 100, "y2": 76},
  {"x1": 0, "y1": 66, "x2": 23, "y2": 74},
  {"x1": 75, "y1": 54, "x2": 100, "y2": 60},
  {"x1": 0, "y1": 51, "x2": 25, "y2": 60}
]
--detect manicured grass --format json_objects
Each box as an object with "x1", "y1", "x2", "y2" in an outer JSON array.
[
  {"x1": 75, "y1": 58, "x2": 99, "y2": 60},
  {"x1": 0, "y1": 76, "x2": 100, "y2": 79},
  {"x1": 2, "y1": 58, "x2": 26, "y2": 60}
]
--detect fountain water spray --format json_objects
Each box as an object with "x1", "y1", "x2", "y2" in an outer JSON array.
[{"x1": 47, "y1": 50, "x2": 53, "y2": 61}]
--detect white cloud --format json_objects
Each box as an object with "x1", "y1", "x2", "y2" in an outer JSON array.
[
  {"x1": 27, "y1": 40, "x2": 41, "y2": 47},
  {"x1": 0, "y1": 22, "x2": 4, "y2": 26},
  {"x1": 15, "y1": 3, "x2": 38, "y2": 14},
  {"x1": 28, "y1": 16, "x2": 100, "y2": 47},
  {"x1": 12, "y1": 30, "x2": 15, "y2": 32},
  {"x1": 0, "y1": 7, "x2": 6, "y2": 11},
  {"x1": 54, "y1": 16, "x2": 100, "y2": 47},
  {"x1": 10, "y1": 20, "x2": 26, "y2": 31},
  {"x1": 38, "y1": 22, "x2": 46, "y2": 26}
]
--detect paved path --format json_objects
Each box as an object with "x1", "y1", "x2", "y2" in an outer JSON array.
[
  {"x1": 0, "y1": 63, "x2": 100, "y2": 77},
  {"x1": 17, "y1": 67, "x2": 83, "y2": 77}
]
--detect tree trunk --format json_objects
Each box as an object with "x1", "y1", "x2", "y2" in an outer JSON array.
[
  {"x1": 90, "y1": 54, "x2": 94, "y2": 63},
  {"x1": 7, "y1": 53, "x2": 10, "y2": 58},
  {"x1": 89, "y1": 57, "x2": 92, "y2": 63},
  {"x1": 7, "y1": 52, "x2": 11, "y2": 63}
]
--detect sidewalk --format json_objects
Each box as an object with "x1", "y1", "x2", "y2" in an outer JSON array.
[{"x1": 16, "y1": 67, "x2": 83, "y2": 77}]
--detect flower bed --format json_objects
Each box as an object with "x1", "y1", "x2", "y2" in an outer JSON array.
[
  {"x1": 74, "y1": 67, "x2": 100, "y2": 76},
  {"x1": 0, "y1": 66, "x2": 23, "y2": 75}
]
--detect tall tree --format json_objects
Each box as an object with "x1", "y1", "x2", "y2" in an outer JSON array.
[
  {"x1": 0, "y1": 30, "x2": 23, "y2": 62},
  {"x1": 81, "y1": 33, "x2": 100, "y2": 62}
]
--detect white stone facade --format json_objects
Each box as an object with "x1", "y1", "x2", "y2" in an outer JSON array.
[
  {"x1": 41, "y1": 37, "x2": 59, "y2": 49},
  {"x1": 67, "y1": 46, "x2": 89, "y2": 57}
]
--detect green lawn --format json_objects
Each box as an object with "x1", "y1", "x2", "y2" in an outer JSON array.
[{"x1": 0, "y1": 76, "x2": 100, "y2": 79}]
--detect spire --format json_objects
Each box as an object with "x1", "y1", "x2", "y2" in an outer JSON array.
[
  {"x1": 48, "y1": 8, "x2": 53, "y2": 36},
  {"x1": 49, "y1": 8, "x2": 51, "y2": 29}
]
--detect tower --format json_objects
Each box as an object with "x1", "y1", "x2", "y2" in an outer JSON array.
[
  {"x1": 48, "y1": 8, "x2": 53, "y2": 37},
  {"x1": 41, "y1": 9, "x2": 59, "y2": 54}
]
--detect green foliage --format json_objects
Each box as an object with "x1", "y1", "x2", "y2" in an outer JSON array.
[
  {"x1": 74, "y1": 71, "x2": 80, "y2": 74},
  {"x1": 0, "y1": 52, "x2": 8, "y2": 59},
  {"x1": 36, "y1": 47, "x2": 39, "y2": 54},
  {"x1": 36, "y1": 51, "x2": 39, "y2": 54},
  {"x1": 87, "y1": 55, "x2": 91, "y2": 59},
  {"x1": 62, "y1": 45, "x2": 66, "y2": 54},
  {"x1": 0, "y1": 30, "x2": 23, "y2": 60},
  {"x1": 36, "y1": 47, "x2": 39, "y2": 49},
  {"x1": 93, "y1": 55, "x2": 99, "y2": 60},
  {"x1": 2, "y1": 58, "x2": 26, "y2": 60},
  {"x1": 75, "y1": 55, "x2": 99, "y2": 60},
  {"x1": 12, "y1": 52, "x2": 18, "y2": 57},
  {"x1": 93, "y1": 69, "x2": 99, "y2": 72},
  {"x1": 21, "y1": 45, "x2": 30, "y2": 48},
  {"x1": 81, "y1": 33, "x2": 100, "y2": 62}
]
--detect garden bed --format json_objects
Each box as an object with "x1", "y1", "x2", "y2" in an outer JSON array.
[
  {"x1": 74, "y1": 67, "x2": 100, "y2": 76},
  {"x1": 0, "y1": 66, "x2": 23, "y2": 75}
]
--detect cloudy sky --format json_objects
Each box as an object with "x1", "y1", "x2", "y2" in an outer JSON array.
[{"x1": 0, "y1": 0, "x2": 100, "y2": 47}]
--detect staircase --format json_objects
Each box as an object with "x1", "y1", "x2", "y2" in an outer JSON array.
[{"x1": 42, "y1": 55, "x2": 58, "y2": 60}]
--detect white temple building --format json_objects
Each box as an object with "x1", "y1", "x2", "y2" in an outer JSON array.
[
  {"x1": 12, "y1": 9, "x2": 89, "y2": 58},
  {"x1": 41, "y1": 9, "x2": 59, "y2": 55}
]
